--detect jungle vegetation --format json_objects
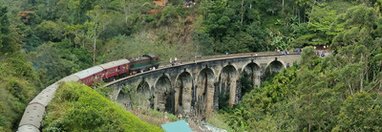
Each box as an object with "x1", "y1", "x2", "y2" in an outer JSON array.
[{"x1": 0, "y1": 0, "x2": 381, "y2": 131}]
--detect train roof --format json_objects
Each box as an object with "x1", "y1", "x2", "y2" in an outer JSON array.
[
  {"x1": 18, "y1": 103, "x2": 45, "y2": 129},
  {"x1": 74, "y1": 66, "x2": 104, "y2": 79},
  {"x1": 99, "y1": 59, "x2": 130, "y2": 69},
  {"x1": 59, "y1": 74, "x2": 80, "y2": 82}
]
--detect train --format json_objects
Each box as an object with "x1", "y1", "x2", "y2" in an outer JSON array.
[
  {"x1": 17, "y1": 54, "x2": 160, "y2": 132},
  {"x1": 76, "y1": 54, "x2": 160, "y2": 86}
]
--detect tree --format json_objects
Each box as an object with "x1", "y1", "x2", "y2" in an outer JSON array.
[
  {"x1": 35, "y1": 20, "x2": 65, "y2": 42},
  {"x1": 0, "y1": 6, "x2": 20, "y2": 54},
  {"x1": 86, "y1": 5, "x2": 112, "y2": 64},
  {"x1": 334, "y1": 92, "x2": 382, "y2": 131},
  {"x1": 77, "y1": 0, "x2": 95, "y2": 23},
  {"x1": 332, "y1": 5, "x2": 378, "y2": 48},
  {"x1": 195, "y1": 0, "x2": 267, "y2": 54}
]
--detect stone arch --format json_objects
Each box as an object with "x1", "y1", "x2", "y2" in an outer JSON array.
[
  {"x1": 241, "y1": 61, "x2": 261, "y2": 74},
  {"x1": 117, "y1": 86, "x2": 131, "y2": 109},
  {"x1": 265, "y1": 58, "x2": 286, "y2": 69},
  {"x1": 238, "y1": 62, "x2": 261, "y2": 101},
  {"x1": 174, "y1": 71, "x2": 193, "y2": 115},
  {"x1": 216, "y1": 63, "x2": 239, "y2": 77},
  {"x1": 136, "y1": 80, "x2": 153, "y2": 109},
  {"x1": 196, "y1": 67, "x2": 215, "y2": 116},
  {"x1": 216, "y1": 65, "x2": 238, "y2": 109},
  {"x1": 154, "y1": 74, "x2": 175, "y2": 114},
  {"x1": 265, "y1": 59, "x2": 285, "y2": 77}
]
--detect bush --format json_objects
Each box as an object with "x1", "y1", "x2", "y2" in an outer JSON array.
[
  {"x1": 0, "y1": 53, "x2": 39, "y2": 132},
  {"x1": 43, "y1": 82, "x2": 162, "y2": 132}
]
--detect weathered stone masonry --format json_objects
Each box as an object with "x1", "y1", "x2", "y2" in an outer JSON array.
[{"x1": 106, "y1": 53, "x2": 300, "y2": 117}]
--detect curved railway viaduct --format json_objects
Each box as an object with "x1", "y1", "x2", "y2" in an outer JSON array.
[
  {"x1": 106, "y1": 52, "x2": 300, "y2": 118},
  {"x1": 18, "y1": 52, "x2": 301, "y2": 132}
]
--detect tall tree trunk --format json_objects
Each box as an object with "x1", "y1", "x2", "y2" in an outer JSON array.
[
  {"x1": 360, "y1": 55, "x2": 364, "y2": 91},
  {"x1": 282, "y1": 0, "x2": 285, "y2": 15},
  {"x1": 360, "y1": 72, "x2": 364, "y2": 92},
  {"x1": 124, "y1": 0, "x2": 128, "y2": 23},
  {"x1": 240, "y1": 0, "x2": 245, "y2": 26},
  {"x1": 349, "y1": 84, "x2": 353, "y2": 95},
  {"x1": 93, "y1": 23, "x2": 97, "y2": 65}
]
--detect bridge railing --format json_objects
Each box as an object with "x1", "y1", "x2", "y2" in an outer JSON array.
[
  {"x1": 158, "y1": 51, "x2": 299, "y2": 68},
  {"x1": 162, "y1": 51, "x2": 301, "y2": 69}
]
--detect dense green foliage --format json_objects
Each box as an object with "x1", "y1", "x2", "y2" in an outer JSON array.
[
  {"x1": 0, "y1": 54, "x2": 40, "y2": 132},
  {"x1": 0, "y1": 1, "x2": 199, "y2": 130},
  {"x1": 0, "y1": 6, "x2": 40, "y2": 131},
  {"x1": 0, "y1": 0, "x2": 382, "y2": 131},
  {"x1": 220, "y1": 46, "x2": 381, "y2": 131},
  {"x1": 43, "y1": 82, "x2": 162, "y2": 131},
  {"x1": 212, "y1": 1, "x2": 382, "y2": 131}
]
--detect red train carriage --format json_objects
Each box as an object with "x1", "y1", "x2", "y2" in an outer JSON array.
[
  {"x1": 99, "y1": 59, "x2": 130, "y2": 81},
  {"x1": 73, "y1": 55, "x2": 159, "y2": 86},
  {"x1": 74, "y1": 66, "x2": 104, "y2": 86}
]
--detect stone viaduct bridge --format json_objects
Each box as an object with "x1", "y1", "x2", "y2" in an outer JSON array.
[{"x1": 106, "y1": 52, "x2": 300, "y2": 118}]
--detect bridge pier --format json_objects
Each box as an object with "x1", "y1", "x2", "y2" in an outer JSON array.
[
  {"x1": 154, "y1": 75, "x2": 174, "y2": 113},
  {"x1": 196, "y1": 68, "x2": 215, "y2": 117},
  {"x1": 228, "y1": 76, "x2": 239, "y2": 106},
  {"x1": 174, "y1": 72, "x2": 192, "y2": 115}
]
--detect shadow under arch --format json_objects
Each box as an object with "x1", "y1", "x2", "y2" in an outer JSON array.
[
  {"x1": 136, "y1": 80, "x2": 153, "y2": 109},
  {"x1": 238, "y1": 62, "x2": 261, "y2": 101},
  {"x1": 196, "y1": 67, "x2": 215, "y2": 117},
  {"x1": 154, "y1": 74, "x2": 175, "y2": 114},
  {"x1": 264, "y1": 59, "x2": 285, "y2": 80},
  {"x1": 116, "y1": 87, "x2": 130, "y2": 108},
  {"x1": 175, "y1": 71, "x2": 193, "y2": 115},
  {"x1": 216, "y1": 64, "x2": 238, "y2": 109}
]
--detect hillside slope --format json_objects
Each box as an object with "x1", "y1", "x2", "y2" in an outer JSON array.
[{"x1": 43, "y1": 82, "x2": 162, "y2": 131}]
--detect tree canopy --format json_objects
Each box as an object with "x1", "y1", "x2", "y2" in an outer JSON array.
[{"x1": 0, "y1": 0, "x2": 381, "y2": 131}]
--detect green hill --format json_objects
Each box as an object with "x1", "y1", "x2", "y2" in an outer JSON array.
[{"x1": 43, "y1": 82, "x2": 162, "y2": 132}]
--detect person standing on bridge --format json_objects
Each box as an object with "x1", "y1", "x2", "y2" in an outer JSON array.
[{"x1": 170, "y1": 58, "x2": 175, "y2": 66}]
